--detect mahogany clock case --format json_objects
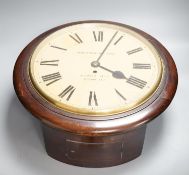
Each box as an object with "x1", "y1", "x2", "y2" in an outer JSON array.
[{"x1": 13, "y1": 21, "x2": 178, "y2": 167}]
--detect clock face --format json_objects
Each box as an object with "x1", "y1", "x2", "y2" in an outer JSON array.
[{"x1": 29, "y1": 22, "x2": 163, "y2": 116}]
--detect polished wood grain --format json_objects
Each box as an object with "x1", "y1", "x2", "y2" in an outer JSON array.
[
  {"x1": 13, "y1": 20, "x2": 178, "y2": 167},
  {"x1": 42, "y1": 123, "x2": 146, "y2": 167}
]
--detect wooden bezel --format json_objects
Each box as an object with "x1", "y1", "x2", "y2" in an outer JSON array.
[{"x1": 13, "y1": 20, "x2": 178, "y2": 136}]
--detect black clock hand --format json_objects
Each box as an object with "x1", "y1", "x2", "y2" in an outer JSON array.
[
  {"x1": 96, "y1": 31, "x2": 118, "y2": 62},
  {"x1": 99, "y1": 65, "x2": 127, "y2": 79},
  {"x1": 91, "y1": 61, "x2": 127, "y2": 80}
]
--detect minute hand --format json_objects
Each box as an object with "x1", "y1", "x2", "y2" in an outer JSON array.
[{"x1": 96, "y1": 31, "x2": 118, "y2": 62}]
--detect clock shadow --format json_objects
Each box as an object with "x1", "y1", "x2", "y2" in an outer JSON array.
[{"x1": 5, "y1": 94, "x2": 166, "y2": 174}]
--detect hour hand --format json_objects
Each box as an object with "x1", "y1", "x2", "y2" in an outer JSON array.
[
  {"x1": 112, "y1": 71, "x2": 127, "y2": 79},
  {"x1": 91, "y1": 61, "x2": 127, "y2": 80}
]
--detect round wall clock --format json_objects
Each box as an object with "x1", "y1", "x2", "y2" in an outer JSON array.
[{"x1": 13, "y1": 20, "x2": 178, "y2": 167}]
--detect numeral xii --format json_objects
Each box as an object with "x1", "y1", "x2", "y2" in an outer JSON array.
[{"x1": 93, "y1": 31, "x2": 103, "y2": 42}]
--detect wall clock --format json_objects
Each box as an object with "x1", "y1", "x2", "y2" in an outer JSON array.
[{"x1": 13, "y1": 20, "x2": 178, "y2": 167}]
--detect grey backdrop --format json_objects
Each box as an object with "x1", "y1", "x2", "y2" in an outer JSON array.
[{"x1": 0, "y1": 0, "x2": 188, "y2": 174}]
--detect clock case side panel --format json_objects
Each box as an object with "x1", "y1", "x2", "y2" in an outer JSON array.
[
  {"x1": 13, "y1": 20, "x2": 178, "y2": 136},
  {"x1": 42, "y1": 122, "x2": 147, "y2": 167}
]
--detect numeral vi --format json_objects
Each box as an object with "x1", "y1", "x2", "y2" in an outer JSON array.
[{"x1": 88, "y1": 91, "x2": 98, "y2": 106}]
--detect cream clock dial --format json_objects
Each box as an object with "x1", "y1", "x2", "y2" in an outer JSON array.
[{"x1": 29, "y1": 22, "x2": 163, "y2": 116}]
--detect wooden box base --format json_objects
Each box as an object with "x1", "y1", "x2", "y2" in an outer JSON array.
[{"x1": 42, "y1": 123, "x2": 146, "y2": 167}]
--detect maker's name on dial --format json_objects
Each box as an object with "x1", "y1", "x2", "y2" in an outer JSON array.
[{"x1": 80, "y1": 74, "x2": 109, "y2": 81}]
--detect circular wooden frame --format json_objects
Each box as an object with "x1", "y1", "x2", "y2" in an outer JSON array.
[{"x1": 13, "y1": 20, "x2": 178, "y2": 136}]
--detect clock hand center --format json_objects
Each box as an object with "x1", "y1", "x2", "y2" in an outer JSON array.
[
  {"x1": 91, "y1": 61, "x2": 100, "y2": 68},
  {"x1": 91, "y1": 61, "x2": 127, "y2": 80}
]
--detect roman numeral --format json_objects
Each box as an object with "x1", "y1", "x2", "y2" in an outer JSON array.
[
  {"x1": 69, "y1": 33, "x2": 83, "y2": 44},
  {"x1": 115, "y1": 89, "x2": 126, "y2": 101},
  {"x1": 42, "y1": 72, "x2": 61, "y2": 86},
  {"x1": 58, "y1": 85, "x2": 75, "y2": 101},
  {"x1": 93, "y1": 31, "x2": 103, "y2": 42},
  {"x1": 133, "y1": 63, "x2": 151, "y2": 69},
  {"x1": 127, "y1": 47, "x2": 143, "y2": 55},
  {"x1": 114, "y1": 36, "x2": 123, "y2": 45},
  {"x1": 40, "y1": 60, "x2": 59, "y2": 66},
  {"x1": 50, "y1": 45, "x2": 67, "y2": 51},
  {"x1": 126, "y1": 76, "x2": 147, "y2": 89},
  {"x1": 88, "y1": 91, "x2": 98, "y2": 106}
]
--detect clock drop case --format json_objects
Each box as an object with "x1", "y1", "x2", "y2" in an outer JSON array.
[{"x1": 13, "y1": 21, "x2": 178, "y2": 167}]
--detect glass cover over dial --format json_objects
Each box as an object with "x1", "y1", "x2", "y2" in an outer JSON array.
[{"x1": 29, "y1": 22, "x2": 163, "y2": 116}]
